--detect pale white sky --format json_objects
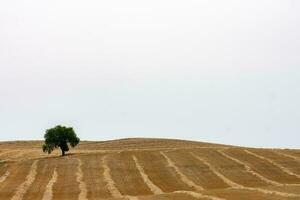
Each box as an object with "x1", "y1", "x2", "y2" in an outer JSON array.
[{"x1": 0, "y1": 0, "x2": 299, "y2": 148}]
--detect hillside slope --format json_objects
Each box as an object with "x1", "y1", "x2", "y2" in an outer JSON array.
[{"x1": 0, "y1": 138, "x2": 300, "y2": 200}]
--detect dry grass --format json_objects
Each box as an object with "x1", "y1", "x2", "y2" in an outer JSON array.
[{"x1": 0, "y1": 138, "x2": 300, "y2": 199}]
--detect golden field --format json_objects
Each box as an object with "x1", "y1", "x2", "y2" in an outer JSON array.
[{"x1": 0, "y1": 138, "x2": 300, "y2": 200}]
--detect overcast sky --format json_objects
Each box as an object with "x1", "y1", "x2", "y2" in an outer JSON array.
[{"x1": 0, "y1": 0, "x2": 299, "y2": 148}]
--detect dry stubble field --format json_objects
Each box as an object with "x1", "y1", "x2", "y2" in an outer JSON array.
[{"x1": 0, "y1": 138, "x2": 300, "y2": 200}]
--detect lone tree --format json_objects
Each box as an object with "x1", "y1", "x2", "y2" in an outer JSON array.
[{"x1": 42, "y1": 125, "x2": 80, "y2": 156}]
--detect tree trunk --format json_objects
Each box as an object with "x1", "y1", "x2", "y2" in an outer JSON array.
[{"x1": 61, "y1": 149, "x2": 65, "y2": 156}]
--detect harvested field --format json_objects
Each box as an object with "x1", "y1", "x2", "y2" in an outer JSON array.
[
  {"x1": 203, "y1": 188, "x2": 300, "y2": 200},
  {"x1": 52, "y1": 157, "x2": 80, "y2": 200},
  {"x1": 134, "y1": 151, "x2": 193, "y2": 193},
  {"x1": 0, "y1": 160, "x2": 34, "y2": 199},
  {"x1": 80, "y1": 154, "x2": 112, "y2": 199},
  {"x1": 191, "y1": 149, "x2": 270, "y2": 187},
  {"x1": 225, "y1": 148, "x2": 300, "y2": 184},
  {"x1": 0, "y1": 138, "x2": 300, "y2": 199},
  {"x1": 253, "y1": 150, "x2": 300, "y2": 176},
  {"x1": 164, "y1": 151, "x2": 229, "y2": 189},
  {"x1": 23, "y1": 159, "x2": 55, "y2": 200}
]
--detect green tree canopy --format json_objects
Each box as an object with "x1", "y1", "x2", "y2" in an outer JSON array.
[{"x1": 42, "y1": 125, "x2": 80, "y2": 156}]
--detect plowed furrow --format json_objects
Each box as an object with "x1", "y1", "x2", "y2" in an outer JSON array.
[
  {"x1": 226, "y1": 149, "x2": 300, "y2": 184},
  {"x1": 218, "y1": 150, "x2": 283, "y2": 186},
  {"x1": 281, "y1": 151, "x2": 300, "y2": 159},
  {"x1": 262, "y1": 185, "x2": 300, "y2": 195},
  {"x1": 23, "y1": 159, "x2": 57, "y2": 200},
  {"x1": 160, "y1": 151, "x2": 204, "y2": 191},
  {"x1": 136, "y1": 192, "x2": 203, "y2": 200},
  {"x1": 0, "y1": 171, "x2": 10, "y2": 183},
  {"x1": 76, "y1": 158, "x2": 88, "y2": 200},
  {"x1": 80, "y1": 154, "x2": 112, "y2": 199},
  {"x1": 134, "y1": 151, "x2": 192, "y2": 193},
  {"x1": 0, "y1": 161, "x2": 33, "y2": 199},
  {"x1": 11, "y1": 160, "x2": 38, "y2": 200},
  {"x1": 276, "y1": 151, "x2": 300, "y2": 163},
  {"x1": 191, "y1": 152, "x2": 300, "y2": 198},
  {"x1": 174, "y1": 191, "x2": 226, "y2": 200},
  {"x1": 245, "y1": 150, "x2": 300, "y2": 180},
  {"x1": 42, "y1": 168, "x2": 58, "y2": 200},
  {"x1": 103, "y1": 154, "x2": 139, "y2": 200},
  {"x1": 0, "y1": 150, "x2": 21, "y2": 161},
  {"x1": 108, "y1": 152, "x2": 152, "y2": 196},
  {"x1": 190, "y1": 153, "x2": 241, "y2": 188},
  {"x1": 167, "y1": 151, "x2": 229, "y2": 189},
  {"x1": 52, "y1": 157, "x2": 79, "y2": 200},
  {"x1": 191, "y1": 149, "x2": 268, "y2": 187},
  {"x1": 102, "y1": 155, "x2": 123, "y2": 198},
  {"x1": 160, "y1": 152, "x2": 228, "y2": 200},
  {"x1": 250, "y1": 150, "x2": 300, "y2": 178},
  {"x1": 132, "y1": 156, "x2": 163, "y2": 195},
  {"x1": 203, "y1": 188, "x2": 299, "y2": 200}
]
